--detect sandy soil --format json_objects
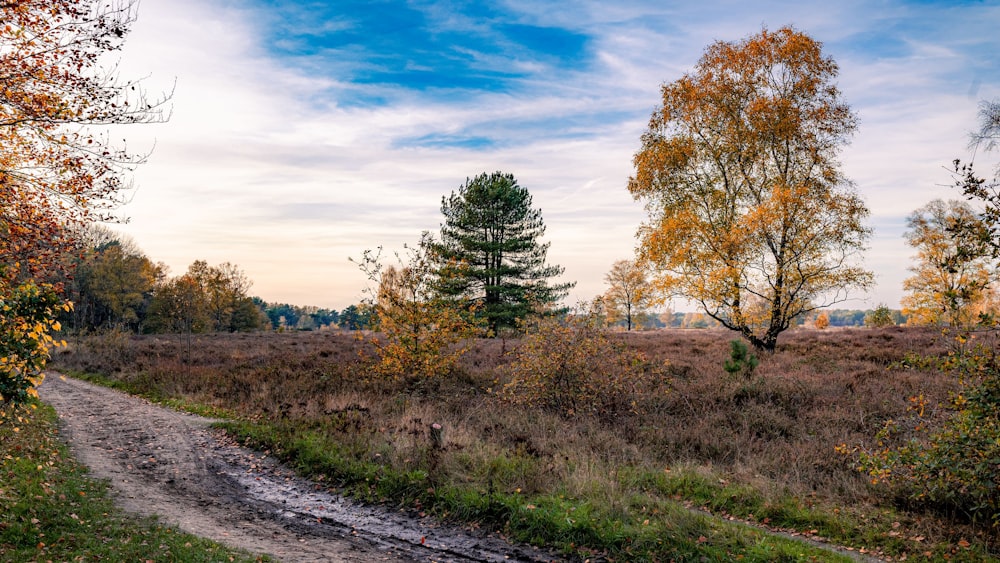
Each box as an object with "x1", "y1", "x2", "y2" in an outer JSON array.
[{"x1": 38, "y1": 374, "x2": 564, "y2": 563}]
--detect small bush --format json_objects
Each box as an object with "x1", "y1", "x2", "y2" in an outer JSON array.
[
  {"x1": 851, "y1": 331, "x2": 1000, "y2": 526},
  {"x1": 723, "y1": 339, "x2": 759, "y2": 379},
  {"x1": 865, "y1": 305, "x2": 895, "y2": 328},
  {"x1": 0, "y1": 280, "x2": 66, "y2": 412},
  {"x1": 354, "y1": 235, "x2": 482, "y2": 385},
  {"x1": 495, "y1": 315, "x2": 669, "y2": 418},
  {"x1": 814, "y1": 312, "x2": 830, "y2": 330}
]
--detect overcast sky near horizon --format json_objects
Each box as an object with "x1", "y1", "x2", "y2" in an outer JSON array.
[{"x1": 111, "y1": 0, "x2": 1000, "y2": 311}]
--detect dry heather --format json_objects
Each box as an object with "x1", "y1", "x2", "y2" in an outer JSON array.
[
  {"x1": 53, "y1": 327, "x2": 956, "y2": 503},
  {"x1": 51, "y1": 326, "x2": 987, "y2": 557},
  {"x1": 621, "y1": 327, "x2": 956, "y2": 498}
]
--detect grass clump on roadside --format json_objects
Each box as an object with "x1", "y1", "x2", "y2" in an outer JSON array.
[
  {"x1": 63, "y1": 369, "x2": 239, "y2": 419},
  {"x1": 0, "y1": 401, "x2": 268, "y2": 562},
  {"x1": 222, "y1": 418, "x2": 853, "y2": 562}
]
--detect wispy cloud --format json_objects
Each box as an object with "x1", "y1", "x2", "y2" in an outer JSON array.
[{"x1": 112, "y1": 0, "x2": 1000, "y2": 309}]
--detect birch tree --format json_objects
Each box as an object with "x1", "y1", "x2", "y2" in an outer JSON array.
[{"x1": 628, "y1": 26, "x2": 872, "y2": 351}]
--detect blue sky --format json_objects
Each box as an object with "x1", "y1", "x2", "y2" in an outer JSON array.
[{"x1": 113, "y1": 0, "x2": 1000, "y2": 311}]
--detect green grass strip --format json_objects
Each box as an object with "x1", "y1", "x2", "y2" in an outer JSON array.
[
  {"x1": 222, "y1": 419, "x2": 854, "y2": 562},
  {"x1": 0, "y1": 402, "x2": 267, "y2": 562}
]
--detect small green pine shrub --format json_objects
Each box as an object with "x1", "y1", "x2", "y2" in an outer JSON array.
[{"x1": 723, "y1": 339, "x2": 759, "y2": 379}]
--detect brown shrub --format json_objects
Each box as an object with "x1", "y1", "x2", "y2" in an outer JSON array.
[{"x1": 494, "y1": 316, "x2": 670, "y2": 420}]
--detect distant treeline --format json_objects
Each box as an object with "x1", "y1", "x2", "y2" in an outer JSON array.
[
  {"x1": 259, "y1": 301, "x2": 373, "y2": 331},
  {"x1": 61, "y1": 227, "x2": 904, "y2": 335},
  {"x1": 57, "y1": 225, "x2": 373, "y2": 335},
  {"x1": 801, "y1": 308, "x2": 907, "y2": 327},
  {"x1": 608, "y1": 308, "x2": 907, "y2": 330}
]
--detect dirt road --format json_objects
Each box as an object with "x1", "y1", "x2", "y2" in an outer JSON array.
[{"x1": 38, "y1": 375, "x2": 563, "y2": 563}]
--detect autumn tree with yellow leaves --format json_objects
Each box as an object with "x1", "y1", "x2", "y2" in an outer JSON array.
[
  {"x1": 603, "y1": 259, "x2": 654, "y2": 331},
  {"x1": 145, "y1": 260, "x2": 261, "y2": 334},
  {"x1": 1, "y1": 0, "x2": 165, "y2": 412},
  {"x1": 1, "y1": 0, "x2": 167, "y2": 279},
  {"x1": 628, "y1": 26, "x2": 872, "y2": 351},
  {"x1": 355, "y1": 233, "x2": 483, "y2": 385},
  {"x1": 68, "y1": 228, "x2": 162, "y2": 332},
  {"x1": 901, "y1": 199, "x2": 996, "y2": 327}
]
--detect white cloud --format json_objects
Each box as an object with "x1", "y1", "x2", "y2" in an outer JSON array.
[{"x1": 105, "y1": 0, "x2": 1000, "y2": 311}]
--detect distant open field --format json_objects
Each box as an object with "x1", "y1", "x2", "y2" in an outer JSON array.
[{"x1": 51, "y1": 327, "x2": 997, "y2": 561}]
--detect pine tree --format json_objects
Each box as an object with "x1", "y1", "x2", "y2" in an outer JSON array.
[{"x1": 432, "y1": 171, "x2": 573, "y2": 333}]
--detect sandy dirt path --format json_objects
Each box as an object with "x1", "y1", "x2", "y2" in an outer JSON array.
[{"x1": 38, "y1": 374, "x2": 564, "y2": 563}]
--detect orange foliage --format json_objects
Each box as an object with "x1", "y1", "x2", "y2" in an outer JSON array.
[
  {"x1": 814, "y1": 312, "x2": 830, "y2": 330},
  {"x1": 901, "y1": 199, "x2": 996, "y2": 327},
  {"x1": 0, "y1": 0, "x2": 168, "y2": 280},
  {"x1": 356, "y1": 233, "x2": 483, "y2": 384},
  {"x1": 628, "y1": 26, "x2": 872, "y2": 351}
]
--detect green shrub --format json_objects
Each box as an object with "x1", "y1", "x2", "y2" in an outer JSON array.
[
  {"x1": 1, "y1": 280, "x2": 66, "y2": 412},
  {"x1": 865, "y1": 304, "x2": 895, "y2": 328},
  {"x1": 723, "y1": 339, "x2": 759, "y2": 379}
]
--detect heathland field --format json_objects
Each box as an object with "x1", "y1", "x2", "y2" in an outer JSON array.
[{"x1": 52, "y1": 327, "x2": 996, "y2": 561}]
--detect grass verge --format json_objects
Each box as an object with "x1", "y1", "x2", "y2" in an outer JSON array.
[
  {"x1": 222, "y1": 419, "x2": 856, "y2": 562},
  {"x1": 67, "y1": 369, "x2": 238, "y2": 419},
  {"x1": 0, "y1": 401, "x2": 267, "y2": 562}
]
